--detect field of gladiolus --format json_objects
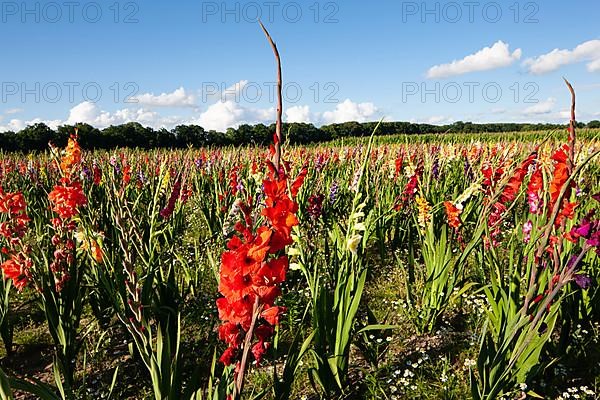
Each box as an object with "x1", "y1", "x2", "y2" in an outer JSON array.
[{"x1": 0, "y1": 125, "x2": 599, "y2": 400}]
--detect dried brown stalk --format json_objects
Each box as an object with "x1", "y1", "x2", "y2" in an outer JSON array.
[{"x1": 259, "y1": 20, "x2": 283, "y2": 169}]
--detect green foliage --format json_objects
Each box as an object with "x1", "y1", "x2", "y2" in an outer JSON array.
[
  {"x1": 0, "y1": 132, "x2": 598, "y2": 399},
  {"x1": 2, "y1": 121, "x2": 598, "y2": 152}
]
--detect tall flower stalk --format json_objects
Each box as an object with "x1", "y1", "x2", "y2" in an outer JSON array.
[
  {"x1": 472, "y1": 81, "x2": 600, "y2": 399},
  {"x1": 214, "y1": 21, "x2": 306, "y2": 400},
  {"x1": 0, "y1": 133, "x2": 91, "y2": 398}
]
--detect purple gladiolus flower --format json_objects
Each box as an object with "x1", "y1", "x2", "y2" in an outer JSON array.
[
  {"x1": 82, "y1": 166, "x2": 92, "y2": 180},
  {"x1": 464, "y1": 159, "x2": 474, "y2": 181},
  {"x1": 315, "y1": 155, "x2": 325, "y2": 172},
  {"x1": 574, "y1": 222, "x2": 592, "y2": 238},
  {"x1": 329, "y1": 181, "x2": 339, "y2": 205},
  {"x1": 431, "y1": 158, "x2": 439, "y2": 180},
  {"x1": 587, "y1": 232, "x2": 600, "y2": 248},
  {"x1": 574, "y1": 274, "x2": 592, "y2": 289}
]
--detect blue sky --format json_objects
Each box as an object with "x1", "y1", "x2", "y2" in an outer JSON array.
[{"x1": 1, "y1": 0, "x2": 599, "y2": 132}]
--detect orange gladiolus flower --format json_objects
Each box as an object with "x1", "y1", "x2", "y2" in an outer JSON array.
[
  {"x1": 60, "y1": 134, "x2": 82, "y2": 176},
  {"x1": 444, "y1": 201, "x2": 462, "y2": 230},
  {"x1": 90, "y1": 240, "x2": 103, "y2": 263},
  {"x1": 48, "y1": 179, "x2": 87, "y2": 220}
]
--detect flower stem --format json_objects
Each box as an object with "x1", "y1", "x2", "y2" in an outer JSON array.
[{"x1": 233, "y1": 296, "x2": 263, "y2": 399}]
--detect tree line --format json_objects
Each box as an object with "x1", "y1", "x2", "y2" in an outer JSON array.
[{"x1": 0, "y1": 120, "x2": 597, "y2": 152}]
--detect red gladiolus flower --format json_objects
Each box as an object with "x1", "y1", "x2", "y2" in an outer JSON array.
[
  {"x1": 548, "y1": 144, "x2": 572, "y2": 219},
  {"x1": 394, "y1": 154, "x2": 403, "y2": 180},
  {"x1": 482, "y1": 162, "x2": 504, "y2": 189},
  {"x1": 251, "y1": 340, "x2": 269, "y2": 364},
  {"x1": 159, "y1": 178, "x2": 182, "y2": 219},
  {"x1": 0, "y1": 253, "x2": 31, "y2": 291},
  {"x1": 216, "y1": 163, "x2": 305, "y2": 369},
  {"x1": 261, "y1": 306, "x2": 285, "y2": 326},
  {"x1": 219, "y1": 346, "x2": 238, "y2": 366},
  {"x1": 261, "y1": 201, "x2": 298, "y2": 253},
  {"x1": 122, "y1": 164, "x2": 131, "y2": 185},
  {"x1": 307, "y1": 194, "x2": 325, "y2": 220},
  {"x1": 290, "y1": 166, "x2": 308, "y2": 197},
  {"x1": 0, "y1": 188, "x2": 31, "y2": 288},
  {"x1": 217, "y1": 296, "x2": 256, "y2": 331},
  {"x1": 555, "y1": 200, "x2": 578, "y2": 227},
  {"x1": 527, "y1": 165, "x2": 543, "y2": 214},
  {"x1": 48, "y1": 179, "x2": 87, "y2": 220},
  {"x1": 0, "y1": 189, "x2": 27, "y2": 216},
  {"x1": 93, "y1": 164, "x2": 102, "y2": 185},
  {"x1": 219, "y1": 322, "x2": 243, "y2": 347},
  {"x1": 0, "y1": 213, "x2": 29, "y2": 241},
  {"x1": 499, "y1": 153, "x2": 536, "y2": 204}
]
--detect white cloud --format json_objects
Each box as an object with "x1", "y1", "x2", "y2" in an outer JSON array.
[
  {"x1": 132, "y1": 87, "x2": 196, "y2": 107},
  {"x1": 0, "y1": 119, "x2": 25, "y2": 132},
  {"x1": 0, "y1": 117, "x2": 62, "y2": 132},
  {"x1": 321, "y1": 99, "x2": 378, "y2": 124},
  {"x1": 587, "y1": 57, "x2": 600, "y2": 73},
  {"x1": 285, "y1": 105, "x2": 312, "y2": 123},
  {"x1": 0, "y1": 91, "x2": 383, "y2": 133},
  {"x1": 558, "y1": 109, "x2": 572, "y2": 119},
  {"x1": 220, "y1": 80, "x2": 249, "y2": 102},
  {"x1": 524, "y1": 39, "x2": 600, "y2": 74},
  {"x1": 425, "y1": 115, "x2": 454, "y2": 124},
  {"x1": 66, "y1": 101, "x2": 101, "y2": 125},
  {"x1": 182, "y1": 99, "x2": 380, "y2": 130},
  {"x1": 4, "y1": 108, "x2": 23, "y2": 115},
  {"x1": 426, "y1": 41, "x2": 522, "y2": 79},
  {"x1": 28, "y1": 118, "x2": 62, "y2": 130},
  {"x1": 194, "y1": 99, "x2": 380, "y2": 130},
  {"x1": 65, "y1": 101, "x2": 180, "y2": 129},
  {"x1": 578, "y1": 83, "x2": 600, "y2": 91},
  {"x1": 191, "y1": 100, "x2": 274, "y2": 132},
  {"x1": 522, "y1": 98, "x2": 556, "y2": 115},
  {"x1": 408, "y1": 115, "x2": 455, "y2": 125},
  {"x1": 200, "y1": 80, "x2": 250, "y2": 104}
]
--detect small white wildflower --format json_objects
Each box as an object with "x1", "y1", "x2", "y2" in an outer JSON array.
[{"x1": 463, "y1": 358, "x2": 476, "y2": 368}]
